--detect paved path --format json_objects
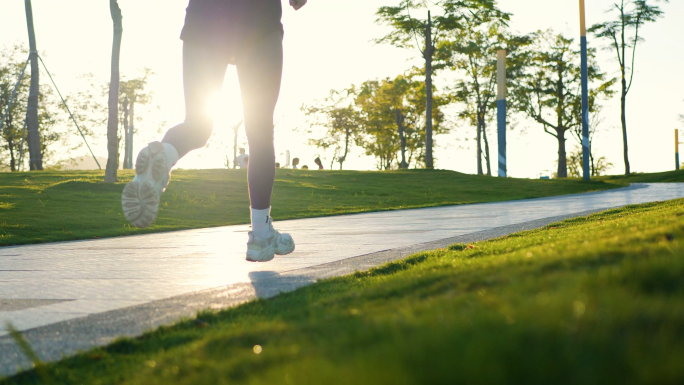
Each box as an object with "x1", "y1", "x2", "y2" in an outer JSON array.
[{"x1": 1, "y1": 183, "x2": 684, "y2": 377}]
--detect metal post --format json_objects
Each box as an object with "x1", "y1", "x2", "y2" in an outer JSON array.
[
  {"x1": 497, "y1": 50, "x2": 507, "y2": 177},
  {"x1": 676, "y1": 129, "x2": 680, "y2": 171},
  {"x1": 580, "y1": 0, "x2": 590, "y2": 180}
]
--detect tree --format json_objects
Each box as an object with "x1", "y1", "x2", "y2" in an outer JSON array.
[
  {"x1": 118, "y1": 69, "x2": 154, "y2": 169},
  {"x1": 589, "y1": 0, "x2": 668, "y2": 175},
  {"x1": 375, "y1": 0, "x2": 507, "y2": 169},
  {"x1": 355, "y1": 73, "x2": 446, "y2": 169},
  {"x1": 570, "y1": 105, "x2": 613, "y2": 177},
  {"x1": 1, "y1": 45, "x2": 64, "y2": 171},
  {"x1": 567, "y1": 106, "x2": 614, "y2": 177},
  {"x1": 121, "y1": 94, "x2": 130, "y2": 168},
  {"x1": 32, "y1": 84, "x2": 62, "y2": 165},
  {"x1": 302, "y1": 88, "x2": 363, "y2": 170},
  {"x1": 61, "y1": 73, "x2": 106, "y2": 160},
  {"x1": 515, "y1": 30, "x2": 614, "y2": 178},
  {"x1": 443, "y1": 15, "x2": 529, "y2": 175},
  {"x1": 567, "y1": 147, "x2": 613, "y2": 178},
  {"x1": 230, "y1": 119, "x2": 244, "y2": 169},
  {"x1": 24, "y1": 0, "x2": 42, "y2": 170},
  {"x1": 356, "y1": 80, "x2": 401, "y2": 170},
  {"x1": 0, "y1": 45, "x2": 29, "y2": 171},
  {"x1": 105, "y1": 0, "x2": 123, "y2": 182}
]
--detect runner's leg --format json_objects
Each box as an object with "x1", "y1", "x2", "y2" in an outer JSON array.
[
  {"x1": 122, "y1": 42, "x2": 228, "y2": 229},
  {"x1": 239, "y1": 31, "x2": 295, "y2": 262},
  {"x1": 162, "y1": 42, "x2": 228, "y2": 158},
  {"x1": 236, "y1": 31, "x2": 283, "y2": 210}
]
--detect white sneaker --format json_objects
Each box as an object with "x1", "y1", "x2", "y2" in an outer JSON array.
[
  {"x1": 121, "y1": 142, "x2": 170, "y2": 228},
  {"x1": 246, "y1": 223, "x2": 295, "y2": 262}
]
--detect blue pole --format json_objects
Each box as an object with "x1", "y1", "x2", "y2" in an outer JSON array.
[
  {"x1": 580, "y1": 0, "x2": 590, "y2": 180},
  {"x1": 676, "y1": 129, "x2": 680, "y2": 171},
  {"x1": 497, "y1": 50, "x2": 507, "y2": 177},
  {"x1": 677, "y1": 153, "x2": 680, "y2": 171}
]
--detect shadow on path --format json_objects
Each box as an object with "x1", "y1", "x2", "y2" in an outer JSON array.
[{"x1": 248, "y1": 271, "x2": 316, "y2": 299}]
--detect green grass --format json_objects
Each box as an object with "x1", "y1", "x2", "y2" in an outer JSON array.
[
  {"x1": 0, "y1": 169, "x2": 621, "y2": 246},
  {"x1": 4, "y1": 197, "x2": 684, "y2": 384},
  {"x1": 597, "y1": 169, "x2": 684, "y2": 183}
]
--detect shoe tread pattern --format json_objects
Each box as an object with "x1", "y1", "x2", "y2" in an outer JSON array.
[{"x1": 122, "y1": 142, "x2": 167, "y2": 228}]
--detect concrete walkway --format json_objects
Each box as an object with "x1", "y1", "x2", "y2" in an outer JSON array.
[{"x1": 1, "y1": 183, "x2": 684, "y2": 376}]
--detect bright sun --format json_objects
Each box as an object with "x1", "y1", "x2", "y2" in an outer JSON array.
[{"x1": 206, "y1": 67, "x2": 245, "y2": 128}]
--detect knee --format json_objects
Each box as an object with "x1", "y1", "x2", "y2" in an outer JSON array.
[
  {"x1": 247, "y1": 136, "x2": 275, "y2": 161},
  {"x1": 246, "y1": 132, "x2": 274, "y2": 153},
  {"x1": 244, "y1": 118, "x2": 274, "y2": 144}
]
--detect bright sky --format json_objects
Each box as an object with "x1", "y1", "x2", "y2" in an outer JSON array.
[{"x1": 1, "y1": 0, "x2": 682, "y2": 177}]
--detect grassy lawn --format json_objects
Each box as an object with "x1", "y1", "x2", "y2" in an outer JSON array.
[
  {"x1": 596, "y1": 169, "x2": 684, "y2": 183},
  {"x1": 5, "y1": 198, "x2": 684, "y2": 384},
  {"x1": 0, "y1": 169, "x2": 622, "y2": 246}
]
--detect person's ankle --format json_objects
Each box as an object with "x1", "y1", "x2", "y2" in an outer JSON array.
[
  {"x1": 251, "y1": 207, "x2": 271, "y2": 238},
  {"x1": 162, "y1": 143, "x2": 179, "y2": 172}
]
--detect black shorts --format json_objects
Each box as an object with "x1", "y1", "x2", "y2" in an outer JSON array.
[{"x1": 180, "y1": 0, "x2": 283, "y2": 54}]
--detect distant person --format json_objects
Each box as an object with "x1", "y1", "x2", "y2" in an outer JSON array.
[
  {"x1": 314, "y1": 157, "x2": 323, "y2": 170},
  {"x1": 292, "y1": 157, "x2": 300, "y2": 169},
  {"x1": 244, "y1": 156, "x2": 249, "y2": 169},
  {"x1": 235, "y1": 148, "x2": 249, "y2": 169},
  {"x1": 122, "y1": 0, "x2": 309, "y2": 262},
  {"x1": 301, "y1": 165, "x2": 309, "y2": 170}
]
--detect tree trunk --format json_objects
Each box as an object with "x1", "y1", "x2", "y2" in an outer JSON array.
[
  {"x1": 230, "y1": 119, "x2": 243, "y2": 169},
  {"x1": 8, "y1": 135, "x2": 16, "y2": 172},
  {"x1": 482, "y1": 122, "x2": 492, "y2": 176},
  {"x1": 17, "y1": 116, "x2": 28, "y2": 171},
  {"x1": 619, "y1": 7, "x2": 630, "y2": 176},
  {"x1": 340, "y1": 127, "x2": 350, "y2": 170},
  {"x1": 24, "y1": 0, "x2": 42, "y2": 170},
  {"x1": 557, "y1": 129, "x2": 567, "y2": 178},
  {"x1": 232, "y1": 128, "x2": 238, "y2": 169},
  {"x1": 589, "y1": 139, "x2": 596, "y2": 176},
  {"x1": 122, "y1": 96, "x2": 130, "y2": 169},
  {"x1": 396, "y1": 109, "x2": 408, "y2": 168},
  {"x1": 476, "y1": 121, "x2": 483, "y2": 175},
  {"x1": 128, "y1": 99, "x2": 135, "y2": 169},
  {"x1": 117, "y1": 130, "x2": 123, "y2": 168},
  {"x1": 3, "y1": 114, "x2": 16, "y2": 171},
  {"x1": 424, "y1": 11, "x2": 434, "y2": 169},
  {"x1": 620, "y1": 83, "x2": 630, "y2": 175},
  {"x1": 105, "y1": 0, "x2": 123, "y2": 182}
]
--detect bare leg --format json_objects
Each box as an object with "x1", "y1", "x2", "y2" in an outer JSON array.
[
  {"x1": 162, "y1": 43, "x2": 228, "y2": 158},
  {"x1": 123, "y1": 42, "x2": 229, "y2": 229},
  {"x1": 236, "y1": 32, "x2": 283, "y2": 210}
]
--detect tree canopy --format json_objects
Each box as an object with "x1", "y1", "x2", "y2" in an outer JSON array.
[
  {"x1": 514, "y1": 30, "x2": 614, "y2": 178},
  {"x1": 589, "y1": 0, "x2": 668, "y2": 175}
]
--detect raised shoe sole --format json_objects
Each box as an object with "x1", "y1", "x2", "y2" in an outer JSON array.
[{"x1": 121, "y1": 142, "x2": 167, "y2": 228}]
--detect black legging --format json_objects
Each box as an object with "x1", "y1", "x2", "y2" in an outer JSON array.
[{"x1": 162, "y1": 32, "x2": 283, "y2": 210}]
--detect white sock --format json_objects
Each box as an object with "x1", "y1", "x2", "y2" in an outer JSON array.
[
  {"x1": 163, "y1": 143, "x2": 179, "y2": 172},
  {"x1": 251, "y1": 207, "x2": 271, "y2": 238}
]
